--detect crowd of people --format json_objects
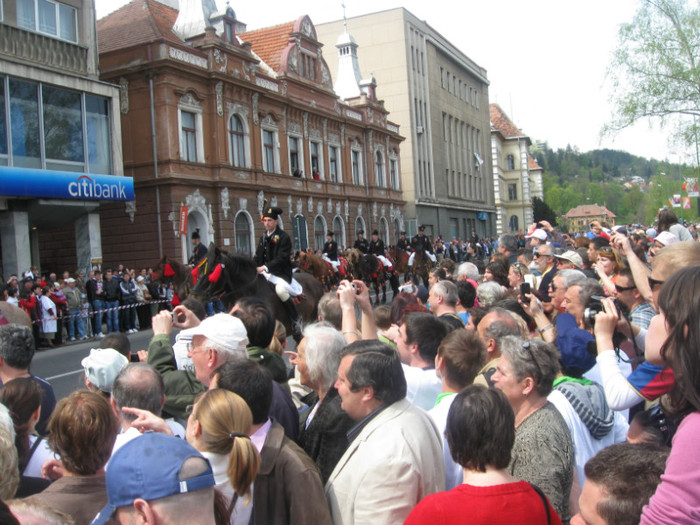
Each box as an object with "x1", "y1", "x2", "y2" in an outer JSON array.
[
  {"x1": 2, "y1": 266, "x2": 173, "y2": 349},
  {"x1": 0, "y1": 206, "x2": 698, "y2": 524}
]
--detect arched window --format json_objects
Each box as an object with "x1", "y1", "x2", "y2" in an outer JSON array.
[
  {"x1": 355, "y1": 216, "x2": 366, "y2": 238},
  {"x1": 333, "y1": 216, "x2": 345, "y2": 249},
  {"x1": 314, "y1": 216, "x2": 326, "y2": 251},
  {"x1": 509, "y1": 215, "x2": 519, "y2": 233},
  {"x1": 234, "y1": 212, "x2": 253, "y2": 256},
  {"x1": 375, "y1": 150, "x2": 385, "y2": 187},
  {"x1": 394, "y1": 218, "x2": 401, "y2": 244},
  {"x1": 229, "y1": 115, "x2": 246, "y2": 168},
  {"x1": 379, "y1": 217, "x2": 389, "y2": 244}
]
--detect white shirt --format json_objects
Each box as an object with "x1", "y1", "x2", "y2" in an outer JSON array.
[
  {"x1": 24, "y1": 435, "x2": 56, "y2": 478},
  {"x1": 428, "y1": 393, "x2": 462, "y2": 490},
  {"x1": 401, "y1": 364, "x2": 442, "y2": 411},
  {"x1": 548, "y1": 389, "x2": 628, "y2": 488}
]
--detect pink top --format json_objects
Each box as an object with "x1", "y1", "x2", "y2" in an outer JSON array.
[{"x1": 641, "y1": 411, "x2": 700, "y2": 524}]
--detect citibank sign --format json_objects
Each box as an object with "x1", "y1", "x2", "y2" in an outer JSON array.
[{"x1": 0, "y1": 167, "x2": 134, "y2": 202}]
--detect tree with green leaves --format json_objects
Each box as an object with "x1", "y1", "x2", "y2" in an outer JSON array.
[
  {"x1": 532, "y1": 196, "x2": 558, "y2": 226},
  {"x1": 607, "y1": 0, "x2": 700, "y2": 148}
]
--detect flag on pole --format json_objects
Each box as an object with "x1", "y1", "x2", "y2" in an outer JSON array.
[
  {"x1": 683, "y1": 196, "x2": 691, "y2": 209},
  {"x1": 672, "y1": 194, "x2": 682, "y2": 208}
]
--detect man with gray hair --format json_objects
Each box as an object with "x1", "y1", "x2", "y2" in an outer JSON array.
[
  {"x1": 550, "y1": 269, "x2": 587, "y2": 314},
  {"x1": 0, "y1": 324, "x2": 55, "y2": 436},
  {"x1": 291, "y1": 323, "x2": 353, "y2": 483},
  {"x1": 497, "y1": 233, "x2": 518, "y2": 264},
  {"x1": 147, "y1": 310, "x2": 248, "y2": 420},
  {"x1": 455, "y1": 262, "x2": 479, "y2": 282},
  {"x1": 109, "y1": 363, "x2": 185, "y2": 457},
  {"x1": 474, "y1": 307, "x2": 522, "y2": 387},
  {"x1": 427, "y1": 280, "x2": 464, "y2": 329}
]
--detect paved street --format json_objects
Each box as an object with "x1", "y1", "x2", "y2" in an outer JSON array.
[{"x1": 31, "y1": 329, "x2": 160, "y2": 402}]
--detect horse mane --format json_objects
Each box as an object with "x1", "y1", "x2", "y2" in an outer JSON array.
[{"x1": 358, "y1": 254, "x2": 379, "y2": 277}]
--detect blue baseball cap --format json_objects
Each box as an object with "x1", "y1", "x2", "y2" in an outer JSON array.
[{"x1": 91, "y1": 433, "x2": 215, "y2": 524}]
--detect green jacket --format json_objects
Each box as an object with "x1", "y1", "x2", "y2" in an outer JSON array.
[
  {"x1": 247, "y1": 346, "x2": 289, "y2": 390},
  {"x1": 147, "y1": 334, "x2": 205, "y2": 420}
]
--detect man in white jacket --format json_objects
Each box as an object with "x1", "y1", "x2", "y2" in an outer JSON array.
[{"x1": 325, "y1": 341, "x2": 444, "y2": 525}]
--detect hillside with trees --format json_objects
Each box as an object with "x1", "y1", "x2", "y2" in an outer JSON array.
[{"x1": 533, "y1": 144, "x2": 700, "y2": 225}]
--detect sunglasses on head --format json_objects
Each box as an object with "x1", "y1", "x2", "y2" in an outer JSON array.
[{"x1": 648, "y1": 275, "x2": 665, "y2": 290}]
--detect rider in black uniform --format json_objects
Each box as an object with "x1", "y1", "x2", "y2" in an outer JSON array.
[{"x1": 353, "y1": 230, "x2": 369, "y2": 254}]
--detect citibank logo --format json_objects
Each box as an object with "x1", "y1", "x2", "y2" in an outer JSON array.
[{"x1": 68, "y1": 175, "x2": 127, "y2": 200}]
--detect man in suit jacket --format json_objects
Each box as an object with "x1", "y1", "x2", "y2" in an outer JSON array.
[
  {"x1": 325, "y1": 341, "x2": 445, "y2": 525},
  {"x1": 254, "y1": 206, "x2": 301, "y2": 338}
]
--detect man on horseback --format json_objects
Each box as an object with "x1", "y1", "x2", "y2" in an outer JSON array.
[
  {"x1": 408, "y1": 225, "x2": 437, "y2": 268},
  {"x1": 322, "y1": 231, "x2": 340, "y2": 273},
  {"x1": 369, "y1": 230, "x2": 393, "y2": 272},
  {"x1": 254, "y1": 206, "x2": 302, "y2": 339},
  {"x1": 353, "y1": 230, "x2": 369, "y2": 254},
  {"x1": 188, "y1": 229, "x2": 207, "y2": 267},
  {"x1": 397, "y1": 231, "x2": 410, "y2": 253}
]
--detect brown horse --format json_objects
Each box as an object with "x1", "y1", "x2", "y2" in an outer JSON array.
[
  {"x1": 189, "y1": 246, "x2": 324, "y2": 340},
  {"x1": 297, "y1": 252, "x2": 336, "y2": 291},
  {"x1": 151, "y1": 255, "x2": 197, "y2": 305},
  {"x1": 412, "y1": 248, "x2": 434, "y2": 288},
  {"x1": 389, "y1": 247, "x2": 411, "y2": 284}
]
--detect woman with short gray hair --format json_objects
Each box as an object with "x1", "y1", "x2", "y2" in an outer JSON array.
[
  {"x1": 290, "y1": 323, "x2": 354, "y2": 483},
  {"x1": 492, "y1": 336, "x2": 574, "y2": 522}
]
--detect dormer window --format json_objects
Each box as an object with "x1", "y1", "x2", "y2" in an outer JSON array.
[
  {"x1": 224, "y1": 20, "x2": 235, "y2": 43},
  {"x1": 301, "y1": 52, "x2": 317, "y2": 81}
]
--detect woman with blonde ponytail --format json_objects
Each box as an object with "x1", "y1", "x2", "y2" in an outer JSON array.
[{"x1": 186, "y1": 388, "x2": 261, "y2": 524}]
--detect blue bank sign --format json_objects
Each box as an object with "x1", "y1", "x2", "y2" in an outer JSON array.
[{"x1": 0, "y1": 167, "x2": 134, "y2": 202}]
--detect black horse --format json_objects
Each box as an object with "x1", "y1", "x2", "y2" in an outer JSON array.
[
  {"x1": 347, "y1": 249, "x2": 399, "y2": 304},
  {"x1": 190, "y1": 244, "x2": 324, "y2": 340}
]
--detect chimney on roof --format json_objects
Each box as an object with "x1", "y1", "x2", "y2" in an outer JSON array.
[{"x1": 173, "y1": 0, "x2": 218, "y2": 40}]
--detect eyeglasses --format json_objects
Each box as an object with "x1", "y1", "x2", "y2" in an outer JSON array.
[
  {"x1": 533, "y1": 252, "x2": 544, "y2": 258},
  {"x1": 615, "y1": 283, "x2": 636, "y2": 293},
  {"x1": 522, "y1": 341, "x2": 543, "y2": 379},
  {"x1": 647, "y1": 275, "x2": 665, "y2": 290},
  {"x1": 549, "y1": 282, "x2": 558, "y2": 292}
]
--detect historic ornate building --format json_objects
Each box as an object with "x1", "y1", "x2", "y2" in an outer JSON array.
[
  {"x1": 0, "y1": 0, "x2": 127, "y2": 275},
  {"x1": 97, "y1": 0, "x2": 404, "y2": 268},
  {"x1": 490, "y1": 104, "x2": 543, "y2": 234}
]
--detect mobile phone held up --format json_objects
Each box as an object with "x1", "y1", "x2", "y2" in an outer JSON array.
[{"x1": 520, "y1": 282, "x2": 531, "y2": 303}]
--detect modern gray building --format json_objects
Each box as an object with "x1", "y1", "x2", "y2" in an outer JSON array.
[
  {"x1": 0, "y1": 0, "x2": 128, "y2": 276},
  {"x1": 317, "y1": 8, "x2": 496, "y2": 242}
]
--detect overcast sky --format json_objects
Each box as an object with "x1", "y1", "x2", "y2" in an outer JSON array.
[{"x1": 96, "y1": 0, "x2": 688, "y2": 164}]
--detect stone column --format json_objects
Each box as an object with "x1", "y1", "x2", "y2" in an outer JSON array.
[
  {"x1": 0, "y1": 211, "x2": 31, "y2": 278},
  {"x1": 75, "y1": 213, "x2": 102, "y2": 274}
]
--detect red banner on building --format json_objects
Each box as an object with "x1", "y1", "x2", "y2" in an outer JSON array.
[{"x1": 179, "y1": 206, "x2": 188, "y2": 235}]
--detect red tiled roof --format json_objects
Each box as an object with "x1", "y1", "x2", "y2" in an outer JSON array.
[
  {"x1": 490, "y1": 103, "x2": 525, "y2": 138},
  {"x1": 565, "y1": 204, "x2": 617, "y2": 219},
  {"x1": 240, "y1": 21, "x2": 295, "y2": 73},
  {"x1": 97, "y1": 0, "x2": 181, "y2": 54},
  {"x1": 528, "y1": 155, "x2": 542, "y2": 170}
]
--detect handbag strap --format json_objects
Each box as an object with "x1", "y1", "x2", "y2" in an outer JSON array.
[{"x1": 529, "y1": 483, "x2": 551, "y2": 525}]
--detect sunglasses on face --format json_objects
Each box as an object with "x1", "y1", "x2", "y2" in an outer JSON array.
[{"x1": 615, "y1": 283, "x2": 636, "y2": 293}]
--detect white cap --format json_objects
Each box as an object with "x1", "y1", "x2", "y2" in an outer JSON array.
[
  {"x1": 181, "y1": 314, "x2": 249, "y2": 356},
  {"x1": 655, "y1": 231, "x2": 679, "y2": 247},
  {"x1": 525, "y1": 229, "x2": 547, "y2": 241},
  {"x1": 554, "y1": 250, "x2": 583, "y2": 269},
  {"x1": 65, "y1": 278, "x2": 76, "y2": 283},
  {"x1": 82, "y1": 348, "x2": 128, "y2": 393}
]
